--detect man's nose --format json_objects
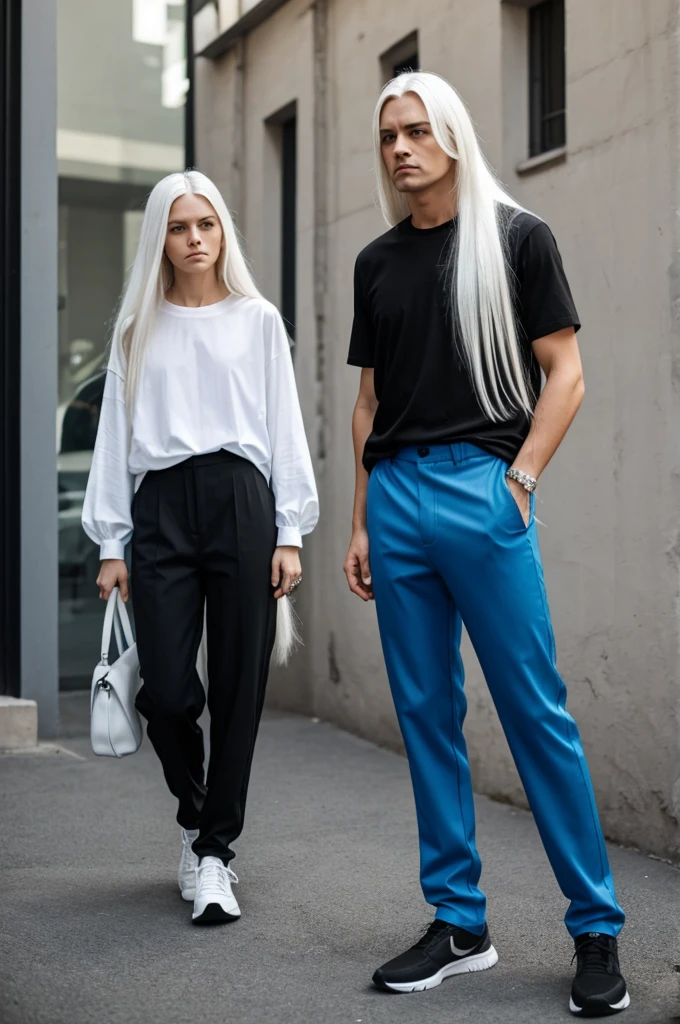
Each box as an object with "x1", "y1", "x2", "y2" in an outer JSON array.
[{"x1": 394, "y1": 133, "x2": 411, "y2": 156}]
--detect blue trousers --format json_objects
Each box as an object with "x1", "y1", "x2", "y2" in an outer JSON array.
[{"x1": 366, "y1": 443, "x2": 624, "y2": 938}]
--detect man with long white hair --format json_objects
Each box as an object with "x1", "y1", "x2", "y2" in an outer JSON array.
[{"x1": 344, "y1": 73, "x2": 628, "y2": 1017}]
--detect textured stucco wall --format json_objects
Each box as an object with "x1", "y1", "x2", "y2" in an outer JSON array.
[{"x1": 195, "y1": 0, "x2": 680, "y2": 861}]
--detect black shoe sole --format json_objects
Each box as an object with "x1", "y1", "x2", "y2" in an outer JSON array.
[{"x1": 192, "y1": 903, "x2": 240, "y2": 925}]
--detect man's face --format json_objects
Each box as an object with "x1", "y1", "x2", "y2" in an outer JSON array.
[{"x1": 379, "y1": 93, "x2": 455, "y2": 195}]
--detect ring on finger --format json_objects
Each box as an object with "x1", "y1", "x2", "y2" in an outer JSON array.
[{"x1": 290, "y1": 576, "x2": 303, "y2": 590}]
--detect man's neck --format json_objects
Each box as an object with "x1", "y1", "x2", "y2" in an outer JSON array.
[{"x1": 407, "y1": 177, "x2": 458, "y2": 230}]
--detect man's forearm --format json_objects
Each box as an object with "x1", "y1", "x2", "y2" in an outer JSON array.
[
  {"x1": 351, "y1": 403, "x2": 375, "y2": 531},
  {"x1": 513, "y1": 366, "x2": 585, "y2": 480}
]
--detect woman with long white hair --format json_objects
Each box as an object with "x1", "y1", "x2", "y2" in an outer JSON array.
[
  {"x1": 344, "y1": 72, "x2": 628, "y2": 1017},
  {"x1": 82, "y1": 170, "x2": 318, "y2": 924}
]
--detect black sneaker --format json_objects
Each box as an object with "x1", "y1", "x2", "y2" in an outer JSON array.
[
  {"x1": 570, "y1": 933, "x2": 630, "y2": 1017},
  {"x1": 372, "y1": 919, "x2": 498, "y2": 993}
]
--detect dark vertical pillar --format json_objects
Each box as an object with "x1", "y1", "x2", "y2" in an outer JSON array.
[
  {"x1": 0, "y1": 0, "x2": 21, "y2": 697},
  {"x1": 185, "y1": 1, "x2": 195, "y2": 168}
]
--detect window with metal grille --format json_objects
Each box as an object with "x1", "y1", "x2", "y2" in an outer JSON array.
[{"x1": 529, "y1": 0, "x2": 566, "y2": 156}]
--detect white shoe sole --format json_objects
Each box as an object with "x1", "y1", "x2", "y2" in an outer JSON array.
[
  {"x1": 380, "y1": 946, "x2": 499, "y2": 993},
  {"x1": 569, "y1": 991, "x2": 630, "y2": 1015},
  {"x1": 192, "y1": 902, "x2": 241, "y2": 925}
]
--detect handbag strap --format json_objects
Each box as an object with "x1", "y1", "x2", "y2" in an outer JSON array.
[
  {"x1": 115, "y1": 591, "x2": 135, "y2": 650},
  {"x1": 101, "y1": 589, "x2": 118, "y2": 664},
  {"x1": 113, "y1": 613, "x2": 124, "y2": 658},
  {"x1": 101, "y1": 588, "x2": 135, "y2": 664}
]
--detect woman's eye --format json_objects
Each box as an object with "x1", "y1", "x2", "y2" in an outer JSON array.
[
  {"x1": 170, "y1": 226, "x2": 183, "y2": 233},
  {"x1": 412, "y1": 129, "x2": 424, "y2": 137},
  {"x1": 201, "y1": 221, "x2": 214, "y2": 228}
]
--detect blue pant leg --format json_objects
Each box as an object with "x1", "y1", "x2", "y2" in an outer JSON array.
[
  {"x1": 367, "y1": 458, "x2": 486, "y2": 933},
  {"x1": 432, "y1": 454, "x2": 625, "y2": 938}
]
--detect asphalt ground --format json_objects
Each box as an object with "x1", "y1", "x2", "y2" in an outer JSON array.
[{"x1": 1, "y1": 692, "x2": 678, "y2": 1024}]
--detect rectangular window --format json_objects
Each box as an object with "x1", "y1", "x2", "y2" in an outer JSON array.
[
  {"x1": 393, "y1": 52, "x2": 418, "y2": 77},
  {"x1": 380, "y1": 32, "x2": 419, "y2": 84},
  {"x1": 281, "y1": 114, "x2": 297, "y2": 341},
  {"x1": 529, "y1": 0, "x2": 566, "y2": 157}
]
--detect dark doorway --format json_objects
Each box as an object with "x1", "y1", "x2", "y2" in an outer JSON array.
[{"x1": 281, "y1": 114, "x2": 297, "y2": 340}]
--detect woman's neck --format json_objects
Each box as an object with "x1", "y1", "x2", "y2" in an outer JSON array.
[{"x1": 165, "y1": 272, "x2": 230, "y2": 308}]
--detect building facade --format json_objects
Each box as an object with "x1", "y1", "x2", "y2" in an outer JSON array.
[{"x1": 193, "y1": 0, "x2": 680, "y2": 862}]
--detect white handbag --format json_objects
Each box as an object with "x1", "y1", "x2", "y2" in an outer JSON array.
[{"x1": 90, "y1": 588, "x2": 143, "y2": 757}]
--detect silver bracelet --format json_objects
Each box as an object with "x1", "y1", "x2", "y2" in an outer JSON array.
[{"x1": 506, "y1": 467, "x2": 537, "y2": 493}]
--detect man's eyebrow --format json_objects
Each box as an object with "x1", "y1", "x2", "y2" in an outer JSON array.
[{"x1": 379, "y1": 121, "x2": 431, "y2": 133}]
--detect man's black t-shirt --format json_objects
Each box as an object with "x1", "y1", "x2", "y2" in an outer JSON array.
[{"x1": 347, "y1": 209, "x2": 580, "y2": 473}]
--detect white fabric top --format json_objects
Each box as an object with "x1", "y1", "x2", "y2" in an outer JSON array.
[{"x1": 81, "y1": 294, "x2": 319, "y2": 560}]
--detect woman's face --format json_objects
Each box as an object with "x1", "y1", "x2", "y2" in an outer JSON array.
[{"x1": 165, "y1": 193, "x2": 224, "y2": 276}]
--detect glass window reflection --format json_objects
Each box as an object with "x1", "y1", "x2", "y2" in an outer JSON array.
[{"x1": 57, "y1": 0, "x2": 186, "y2": 688}]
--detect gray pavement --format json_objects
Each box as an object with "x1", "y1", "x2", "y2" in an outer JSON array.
[{"x1": 0, "y1": 692, "x2": 678, "y2": 1024}]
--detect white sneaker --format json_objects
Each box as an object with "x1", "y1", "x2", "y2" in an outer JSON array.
[
  {"x1": 178, "y1": 828, "x2": 199, "y2": 901},
  {"x1": 192, "y1": 856, "x2": 241, "y2": 924}
]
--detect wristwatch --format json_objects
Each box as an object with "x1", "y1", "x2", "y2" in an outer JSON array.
[{"x1": 506, "y1": 467, "x2": 537, "y2": 493}]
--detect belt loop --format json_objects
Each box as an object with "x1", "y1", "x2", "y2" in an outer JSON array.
[{"x1": 449, "y1": 443, "x2": 458, "y2": 466}]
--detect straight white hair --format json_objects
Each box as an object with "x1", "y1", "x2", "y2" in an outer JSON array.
[
  {"x1": 373, "y1": 72, "x2": 533, "y2": 421},
  {"x1": 112, "y1": 169, "x2": 298, "y2": 666},
  {"x1": 113, "y1": 170, "x2": 263, "y2": 412},
  {"x1": 195, "y1": 591, "x2": 301, "y2": 675}
]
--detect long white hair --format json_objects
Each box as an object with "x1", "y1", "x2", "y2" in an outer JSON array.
[
  {"x1": 373, "y1": 72, "x2": 533, "y2": 421},
  {"x1": 113, "y1": 170, "x2": 298, "y2": 666},
  {"x1": 113, "y1": 170, "x2": 262, "y2": 411}
]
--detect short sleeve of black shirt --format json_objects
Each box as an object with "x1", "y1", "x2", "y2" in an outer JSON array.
[
  {"x1": 511, "y1": 217, "x2": 581, "y2": 346},
  {"x1": 348, "y1": 255, "x2": 375, "y2": 368}
]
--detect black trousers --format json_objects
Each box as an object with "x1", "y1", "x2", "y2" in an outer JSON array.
[{"x1": 131, "y1": 449, "x2": 278, "y2": 864}]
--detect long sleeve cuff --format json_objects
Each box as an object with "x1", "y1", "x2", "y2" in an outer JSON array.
[
  {"x1": 100, "y1": 539, "x2": 127, "y2": 561},
  {"x1": 277, "y1": 526, "x2": 303, "y2": 549}
]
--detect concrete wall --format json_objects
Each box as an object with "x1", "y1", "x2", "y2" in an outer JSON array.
[{"x1": 195, "y1": 0, "x2": 680, "y2": 861}]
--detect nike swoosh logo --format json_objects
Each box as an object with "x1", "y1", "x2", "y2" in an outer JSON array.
[{"x1": 450, "y1": 937, "x2": 478, "y2": 957}]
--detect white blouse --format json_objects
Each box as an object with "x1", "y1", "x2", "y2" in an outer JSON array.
[{"x1": 82, "y1": 294, "x2": 319, "y2": 560}]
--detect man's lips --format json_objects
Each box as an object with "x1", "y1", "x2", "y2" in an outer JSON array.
[{"x1": 395, "y1": 165, "x2": 418, "y2": 174}]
